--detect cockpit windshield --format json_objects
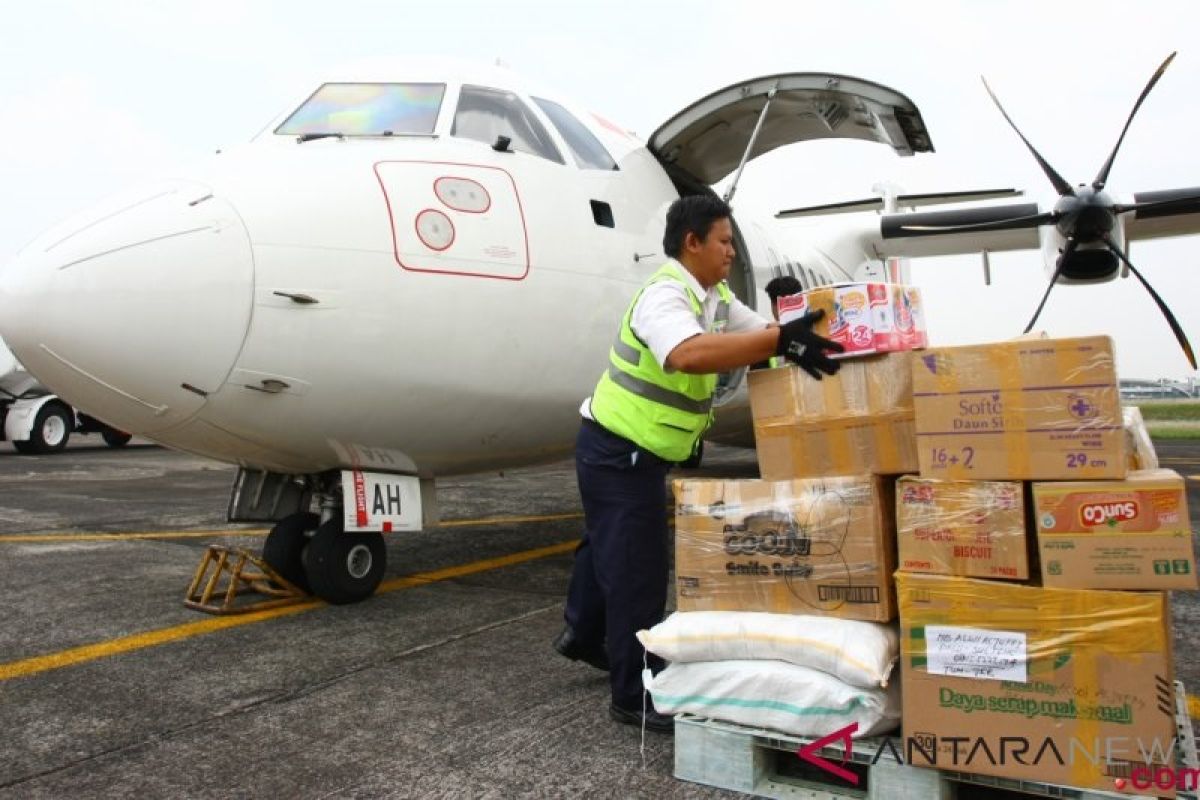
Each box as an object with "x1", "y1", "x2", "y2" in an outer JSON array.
[{"x1": 276, "y1": 83, "x2": 445, "y2": 137}]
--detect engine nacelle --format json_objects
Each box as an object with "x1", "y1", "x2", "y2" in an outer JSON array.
[{"x1": 1038, "y1": 216, "x2": 1126, "y2": 285}]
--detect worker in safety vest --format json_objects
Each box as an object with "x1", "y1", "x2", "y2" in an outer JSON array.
[{"x1": 554, "y1": 195, "x2": 842, "y2": 733}]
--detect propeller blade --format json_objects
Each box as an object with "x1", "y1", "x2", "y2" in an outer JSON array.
[
  {"x1": 1114, "y1": 192, "x2": 1200, "y2": 216},
  {"x1": 1102, "y1": 234, "x2": 1197, "y2": 370},
  {"x1": 1093, "y1": 52, "x2": 1177, "y2": 191},
  {"x1": 1023, "y1": 238, "x2": 1077, "y2": 333},
  {"x1": 898, "y1": 211, "x2": 1057, "y2": 235},
  {"x1": 982, "y1": 77, "x2": 1075, "y2": 197}
]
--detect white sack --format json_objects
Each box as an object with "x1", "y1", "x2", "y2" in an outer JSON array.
[
  {"x1": 648, "y1": 659, "x2": 900, "y2": 738},
  {"x1": 637, "y1": 611, "x2": 897, "y2": 688}
]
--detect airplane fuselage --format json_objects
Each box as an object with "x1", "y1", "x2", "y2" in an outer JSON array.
[{"x1": 0, "y1": 67, "x2": 841, "y2": 477}]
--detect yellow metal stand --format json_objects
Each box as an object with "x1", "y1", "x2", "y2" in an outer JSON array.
[{"x1": 184, "y1": 545, "x2": 307, "y2": 614}]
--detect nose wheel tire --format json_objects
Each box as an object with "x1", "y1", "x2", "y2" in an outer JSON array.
[
  {"x1": 101, "y1": 429, "x2": 133, "y2": 448},
  {"x1": 13, "y1": 402, "x2": 73, "y2": 454},
  {"x1": 262, "y1": 511, "x2": 320, "y2": 592},
  {"x1": 302, "y1": 518, "x2": 386, "y2": 605}
]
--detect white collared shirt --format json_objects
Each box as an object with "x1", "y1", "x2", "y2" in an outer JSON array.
[
  {"x1": 632, "y1": 258, "x2": 769, "y2": 368},
  {"x1": 580, "y1": 259, "x2": 769, "y2": 419}
]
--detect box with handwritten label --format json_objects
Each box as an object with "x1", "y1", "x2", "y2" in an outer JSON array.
[
  {"x1": 898, "y1": 572, "x2": 1176, "y2": 794},
  {"x1": 912, "y1": 336, "x2": 1126, "y2": 480}
]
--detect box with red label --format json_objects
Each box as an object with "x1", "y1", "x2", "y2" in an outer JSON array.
[
  {"x1": 896, "y1": 476, "x2": 1030, "y2": 580},
  {"x1": 871, "y1": 284, "x2": 929, "y2": 352},
  {"x1": 1033, "y1": 468, "x2": 1197, "y2": 589},
  {"x1": 777, "y1": 283, "x2": 927, "y2": 359}
]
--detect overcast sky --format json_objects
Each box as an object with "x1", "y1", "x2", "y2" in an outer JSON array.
[{"x1": 3, "y1": 0, "x2": 1198, "y2": 380}]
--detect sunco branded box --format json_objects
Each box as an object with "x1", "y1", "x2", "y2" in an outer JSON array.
[
  {"x1": 1033, "y1": 468, "x2": 1198, "y2": 590},
  {"x1": 674, "y1": 475, "x2": 896, "y2": 622},
  {"x1": 898, "y1": 573, "x2": 1177, "y2": 795},
  {"x1": 896, "y1": 476, "x2": 1030, "y2": 580},
  {"x1": 777, "y1": 283, "x2": 928, "y2": 359},
  {"x1": 749, "y1": 353, "x2": 918, "y2": 480},
  {"x1": 912, "y1": 336, "x2": 1126, "y2": 480}
]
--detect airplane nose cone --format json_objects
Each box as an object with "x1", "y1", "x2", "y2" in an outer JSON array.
[{"x1": 0, "y1": 180, "x2": 253, "y2": 434}]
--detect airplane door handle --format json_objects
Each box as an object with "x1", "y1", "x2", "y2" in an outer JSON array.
[
  {"x1": 273, "y1": 291, "x2": 320, "y2": 304},
  {"x1": 246, "y1": 379, "x2": 291, "y2": 394}
]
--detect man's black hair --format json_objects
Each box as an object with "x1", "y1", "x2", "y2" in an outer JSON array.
[
  {"x1": 662, "y1": 195, "x2": 733, "y2": 258},
  {"x1": 765, "y1": 275, "x2": 802, "y2": 301}
]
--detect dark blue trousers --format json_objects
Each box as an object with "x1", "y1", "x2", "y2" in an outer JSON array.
[{"x1": 565, "y1": 418, "x2": 670, "y2": 710}]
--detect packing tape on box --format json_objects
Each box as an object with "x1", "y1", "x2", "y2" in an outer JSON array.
[
  {"x1": 896, "y1": 572, "x2": 1168, "y2": 664},
  {"x1": 971, "y1": 347, "x2": 1032, "y2": 479},
  {"x1": 898, "y1": 572, "x2": 1169, "y2": 789},
  {"x1": 896, "y1": 572, "x2": 1173, "y2": 791},
  {"x1": 754, "y1": 409, "x2": 915, "y2": 478},
  {"x1": 674, "y1": 476, "x2": 894, "y2": 620},
  {"x1": 895, "y1": 477, "x2": 1028, "y2": 579}
]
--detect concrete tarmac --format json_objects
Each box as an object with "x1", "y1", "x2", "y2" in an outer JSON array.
[{"x1": 0, "y1": 439, "x2": 1197, "y2": 798}]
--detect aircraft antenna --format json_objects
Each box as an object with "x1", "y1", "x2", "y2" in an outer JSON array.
[{"x1": 723, "y1": 83, "x2": 778, "y2": 206}]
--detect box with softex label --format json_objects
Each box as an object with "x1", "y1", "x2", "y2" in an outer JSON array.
[{"x1": 912, "y1": 336, "x2": 1126, "y2": 480}]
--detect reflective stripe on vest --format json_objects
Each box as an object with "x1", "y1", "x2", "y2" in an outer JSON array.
[{"x1": 589, "y1": 262, "x2": 732, "y2": 462}]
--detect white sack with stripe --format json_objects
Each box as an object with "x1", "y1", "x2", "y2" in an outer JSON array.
[
  {"x1": 647, "y1": 659, "x2": 900, "y2": 738},
  {"x1": 636, "y1": 611, "x2": 897, "y2": 688}
]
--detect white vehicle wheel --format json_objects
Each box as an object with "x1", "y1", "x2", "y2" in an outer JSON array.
[{"x1": 22, "y1": 403, "x2": 73, "y2": 454}]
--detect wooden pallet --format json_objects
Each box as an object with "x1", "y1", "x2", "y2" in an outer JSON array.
[{"x1": 674, "y1": 681, "x2": 1199, "y2": 800}]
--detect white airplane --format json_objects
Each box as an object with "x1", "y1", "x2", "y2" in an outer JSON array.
[{"x1": 1, "y1": 56, "x2": 1197, "y2": 605}]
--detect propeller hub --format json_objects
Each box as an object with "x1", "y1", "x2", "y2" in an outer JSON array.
[{"x1": 1054, "y1": 187, "x2": 1116, "y2": 243}]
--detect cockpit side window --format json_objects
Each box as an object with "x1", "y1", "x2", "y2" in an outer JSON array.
[
  {"x1": 532, "y1": 97, "x2": 618, "y2": 170},
  {"x1": 276, "y1": 83, "x2": 445, "y2": 136},
  {"x1": 452, "y1": 85, "x2": 564, "y2": 164}
]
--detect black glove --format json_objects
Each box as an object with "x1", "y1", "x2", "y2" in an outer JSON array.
[{"x1": 775, "y1": 309, "x2": 845, "y2": 380}]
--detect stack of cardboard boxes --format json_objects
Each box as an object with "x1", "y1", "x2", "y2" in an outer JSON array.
[
  {"x1": 673, "y1": 285, "x2": 1197, "y2": 795},
  {"x1": 899, "y1": 335, "x2": 1195, "y2": 794}
]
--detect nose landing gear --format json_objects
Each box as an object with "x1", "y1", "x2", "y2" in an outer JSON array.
[
  {"x1": 302, "y1": 519, "x2": 387, "y2": 605},
  {"x1": 225, "y1": 468, "x2": 414, "y2": 609},
  {"x1": 258, "y1": 486, "x2": 387, "y2": 606}
]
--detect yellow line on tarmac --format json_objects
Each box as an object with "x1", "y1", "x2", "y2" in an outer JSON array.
[
  {"x1": 0, "y1": 539, "x2": 577, "y2": 682},
  {"x1": 0, "y1": 512, "x2": 584, "y2": 544},
  {"x1": 1190, "y1": 694, "x2": 1200, "y2": 721},
  {"x1": 0, "y1": 529, "x2": 269, "y2": 544},
  {"x1": 438, "y1": 511, "x2": 582, "y2": 528}
]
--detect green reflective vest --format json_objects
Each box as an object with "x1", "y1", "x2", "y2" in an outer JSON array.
[{"x1": 590, "y1": 262, "x2": 732, "y2": 462}]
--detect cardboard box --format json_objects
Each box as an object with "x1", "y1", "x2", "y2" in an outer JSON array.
[
  {"x1": 749, "y1": 353, "x2": 918, "y2": 480},
  {"x1": 896, "y1": 476, "x2": 1030, "y2": 580},
  {"x1": 913, "y1": 336, "x2": 1126, "y2": 480},
  {"x1": 1034, "y1": 468, "x2": 1198, "y2": 590},
  {"x1": 674, "y1": 475, "x2": 896, "y2": 622},
  {"x1": 1123, "y1": 406, "x2": 1159, "y2": 471},
  {"x1": 898, "y1": 573, "x2": 1177, "y2": 795},
  {"x1": 777, "y1": 283, "x2": 928, "y2": 359}
]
